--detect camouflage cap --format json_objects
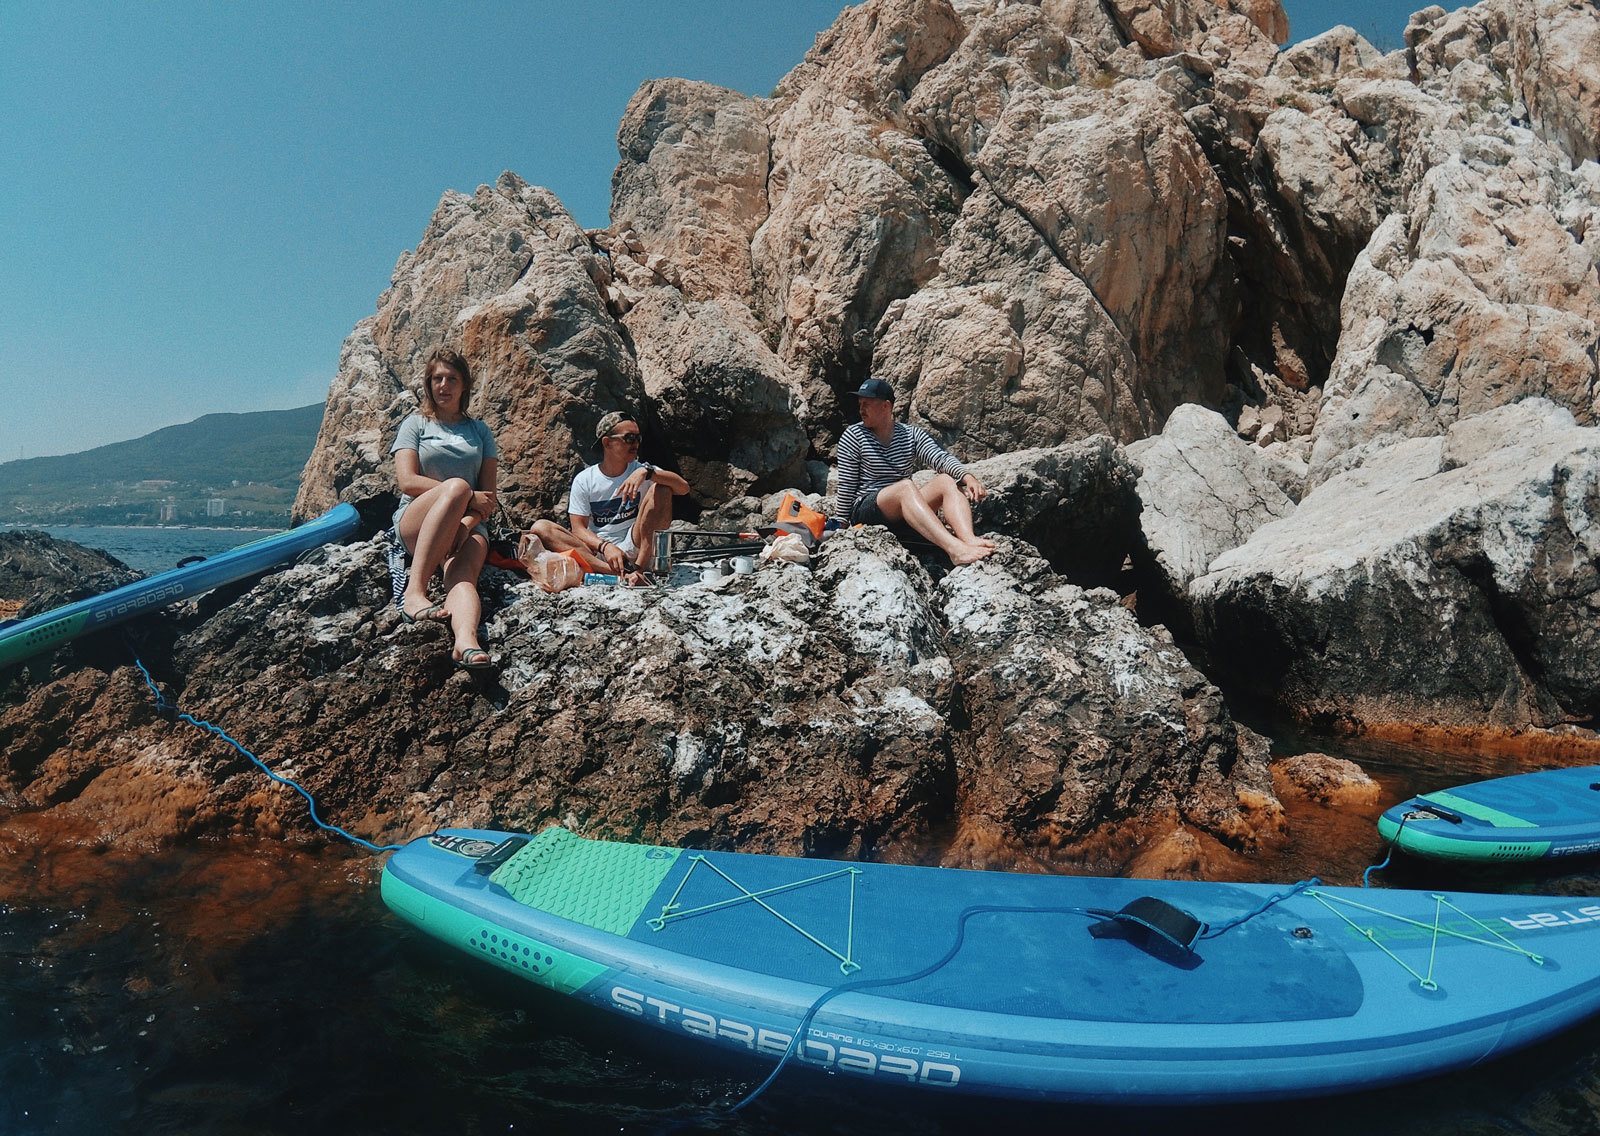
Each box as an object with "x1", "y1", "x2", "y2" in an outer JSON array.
[{"x1": 595, "y1": 411, "x2": 633, "y2": 440}]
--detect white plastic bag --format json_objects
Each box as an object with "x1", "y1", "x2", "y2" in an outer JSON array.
[
  {"x1": 516, "y1": 531, "x2": 546, "y2": 569},
  {"x1": 760, "y1": 533, "x2": 811, "y2": 565}
]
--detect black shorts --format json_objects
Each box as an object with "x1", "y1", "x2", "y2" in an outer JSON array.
[
  {"x1": 854, "y1": 487, "x2": 890, "y2": 526},
  {"x1": 853, "y1": 487, "x2": 918, "y2": 540}
]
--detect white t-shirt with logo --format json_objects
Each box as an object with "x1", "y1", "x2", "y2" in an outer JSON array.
[{"x1": 568, "y1": 461, "x2": 644, "y2": 554}]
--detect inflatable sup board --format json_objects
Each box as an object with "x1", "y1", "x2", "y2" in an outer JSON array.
[
  {"x1": 0, "y1": 503, "x2": 360, "y2": 669},
  {"x1": 382, "y1": 826, "x2": 1600, "y2": 1104},
  {"x1": 1378, "y1": 764, "x2": 1600, "y2": 863}
]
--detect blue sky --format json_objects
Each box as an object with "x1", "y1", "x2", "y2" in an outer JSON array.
[{"x1": 2, "y1": 1, "x2": 1423, "y2": 461}]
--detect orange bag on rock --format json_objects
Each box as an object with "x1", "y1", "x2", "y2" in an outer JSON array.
[{"x1": 775, "y1": 493, "x2": 826, "y2": 545}]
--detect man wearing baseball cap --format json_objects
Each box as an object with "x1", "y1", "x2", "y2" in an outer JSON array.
[
  {"x1": 528, "y1": 410, "x2": 688, "y2": 583},
  {"x1": 829, "y1": 378, "x2": 994, "y2": 566}
]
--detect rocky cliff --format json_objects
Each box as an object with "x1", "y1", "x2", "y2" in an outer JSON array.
[{"x1": 6, "y1": 0, "x2": 1600, "y2": 861}]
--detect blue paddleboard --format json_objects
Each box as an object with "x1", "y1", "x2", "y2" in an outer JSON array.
[
  {"x1": 0, "y1": 504, "x2": 360, "y2": 669},
  {"x1": 382, "y1": 826, "x2": 1600, "y2": 1104},
  {"x1": 1378, "y1": 764, "x2": 1600, "y2": 862}
]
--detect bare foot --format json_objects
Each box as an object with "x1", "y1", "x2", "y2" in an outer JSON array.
[{"x1": 948, "y1": 542, "x2": 994, "y2": 567}]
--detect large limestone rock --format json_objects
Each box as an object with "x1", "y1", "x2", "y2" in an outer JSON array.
[
  {"x1": 1174, "y1": 21, "x2": 1399, "y2": 399},
  {"x1": 1192, "y1": 399, "x2": 1600, "y2": 730},
  {"x1": 752, "y1": 89, "x2": 968, "y2": 444},
  {"x1": 961, "y1": 437, "x2": 1143, "y2": 588},
  {"x1": 619, "y1": 287, "x2": 809, "y2": 504},
  {"x1": 875, "y1": 79, "x2": 1234, "y2": 455},
  {"x1": 870, "y1": 184, "x2": 1150, "y2": 455},
  {"x1": 0, "y1": 526, "x2": 1282, "y2": 868},
  {"x1": 1309, "y1": 150, "x2": 1600, "y2": 482},
  {"x1": 938, "y1": 544, "x2": 1282, "y2": 862},
  {"x1": 769, "y1": 0, "x2": 968, "y2": 122},
  {"x1": 293, "y1": 173, "x2": 637, "y2": 520},
  {"x1": 1128, "y1": 404, "x2": 1297, "y2": 617},
  {"x1": 741, "y1": 0, "x2": 972, "y2": 444},
  {"x1": 1507, "y1": 0, "x2": 1600, "y2": 165},
  {"x1": 1305, "y1": 0, "x2": 1600, "y2": 481},
  {"x1": 905, "y1": 1, "x2": 1124, "y2": 165},
  {"x1": 1100, "y1": 0, "x2": 1287, "y2": 65},
  {"x1": 974, "y1": 80, "x2": 1233, "y2": 410},
  {"x1": 610, "y1": 79, "x2": 772, "y2": 303},
  {"x1": 1413, "y1": 0, "x2": 1600, "y2": 166}
]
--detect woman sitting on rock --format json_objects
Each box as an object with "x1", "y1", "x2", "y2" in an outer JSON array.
[{"x1": 391, "y1": 347, "x2": 497, "y2": 670}]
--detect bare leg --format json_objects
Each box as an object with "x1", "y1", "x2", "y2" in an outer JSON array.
[
  {"x1": 919, "y1": 474, "x2": 996, "y2": 548},
  {"x1": 441, "y1": 533, "x2": 488, "y2": 660},
  {"x1": 529, "y1": 519, "x2": 608, "y2": 572},
  {"x1": 629, "y1": 483, "x2": 674, "y2": 575},
  {"x1": 398, "y1": 478, "x2": 474, "y2": 618},
  {"x1": 874, "y1": 480, "x2": 993, "y2": 566}
]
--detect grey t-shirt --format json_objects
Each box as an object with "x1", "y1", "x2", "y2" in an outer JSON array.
[{"x1": 390, "y1": 413, "x2": 498, "y2": 530}]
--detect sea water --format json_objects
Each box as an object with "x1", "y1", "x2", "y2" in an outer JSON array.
[
  {"x1": 2, "y1": 679, "x2": 1599, "y2": 1130},
  {"x1": 3, "y1": 525, "x2": 277, "y2": 576},
  {"x1": 4, "y1": 816, "x2": 1598, "y2": 1135}
]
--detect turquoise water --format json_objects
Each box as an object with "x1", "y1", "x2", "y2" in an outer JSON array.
[{"x1": 3, "y1": 525, "x2": 278, "y2": 576}]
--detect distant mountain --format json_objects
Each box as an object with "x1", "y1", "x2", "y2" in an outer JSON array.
[{"x1": 0, "y1": 404, "x2": 325, "y2": 526}]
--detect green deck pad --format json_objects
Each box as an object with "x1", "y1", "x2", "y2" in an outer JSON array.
[
  {"x1": 1424, "y1": 790, "x2": 1538, "y2": 828},
  {"x1": 489, "y1": 826, "x2": 680, "y2": 935}
]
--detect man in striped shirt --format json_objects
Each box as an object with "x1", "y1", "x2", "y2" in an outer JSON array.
[{"x1": 829, "y1": 378, "x2": 995, "y2": 566}]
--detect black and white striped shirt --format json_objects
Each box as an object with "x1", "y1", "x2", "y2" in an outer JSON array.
[{"x1": 832, "y1": 421, "x2": 967, "y2": 524}]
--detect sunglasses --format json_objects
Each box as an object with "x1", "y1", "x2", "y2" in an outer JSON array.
[{"x1": 607, "y1": 432, "x2": 642, "y2": 444}]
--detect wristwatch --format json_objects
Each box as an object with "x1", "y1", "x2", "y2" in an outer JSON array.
[{"x1": 640, "y1": 462, "x2": 656, "y2": 480}]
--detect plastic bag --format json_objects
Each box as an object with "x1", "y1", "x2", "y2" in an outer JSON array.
[
  {"x1": 760, "y1": 533, "x2": 811, "y2": 565},
  {"x1": 517, "y1": 531, "x2": 546, "y2": 569},
  {"x1": 531, "y1": 550, "x2": 583, "y2": 593}
]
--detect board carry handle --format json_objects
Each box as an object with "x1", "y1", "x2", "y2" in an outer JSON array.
[
  {"x1": 1406, "y1": 803, "x2": 1465, "y2": 825},
  {"x1": 472, "y1": 836, "x2": 531, "y2": 875},
  {"x1": 1087, "y1": 897, "x2": 1206, "y2": 966}
]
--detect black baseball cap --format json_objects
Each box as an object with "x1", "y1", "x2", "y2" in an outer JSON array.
[{"x1": 855, "y1": 378, "x2": 895, "y2": 402}]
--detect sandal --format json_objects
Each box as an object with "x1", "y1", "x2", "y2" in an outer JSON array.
[
  {"x1": 453, "y1": 647, "x2": 494, "y2": 671},
  {"x1": 400, "y1": 601, "x2": 446, "y2": 624}
]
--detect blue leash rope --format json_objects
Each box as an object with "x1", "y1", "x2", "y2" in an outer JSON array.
[
  {"x1": 1362, "y1": 810, "x2": 1411, "y2": 888},
  {"x1": 730, "y1": 902, "x2": 1094, "y2": 1112},
  {"x1": 128, "y1": 644, "x2": 401, "y2": 854},
  {"x1": 1199, "y1": 877, "x2": 1321, "y2": 938}
]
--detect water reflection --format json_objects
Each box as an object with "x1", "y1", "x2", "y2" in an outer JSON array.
[{"x1": 3, "y1": 739, "x2": 1600, "y2": 1135}]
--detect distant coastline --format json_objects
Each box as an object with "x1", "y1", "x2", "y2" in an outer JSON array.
[
  {"x1": 7, "y1": 523, "x2": 283, "y2": 575},
  {"x1": 0, "y1": 403, "x2": 320, "y2": 528},
  {"x1": 0, "y1": 523, "x2": 280, "y2": 533}
]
